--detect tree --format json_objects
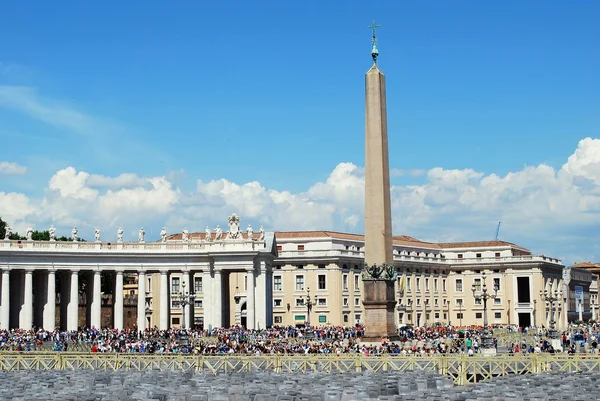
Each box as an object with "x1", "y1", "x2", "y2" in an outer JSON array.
[{"x1": 0, "y1": 217, "x2": 8, "y2": 239}]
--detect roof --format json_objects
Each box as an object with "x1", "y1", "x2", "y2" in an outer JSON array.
[
  {"x1": 572, "y1": 262, "x2": 600, "y2": 269},
  {"x1": 274, "y1": 231, "x2": 530, "y2": 253}
]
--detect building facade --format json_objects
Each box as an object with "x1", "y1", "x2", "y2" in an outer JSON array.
[
  {"x1": 271, "y1": 231, "x2": 593, "y2": 330},
  {"x1": 1, "y1": 222, "x2": 597, "y2": 331}
]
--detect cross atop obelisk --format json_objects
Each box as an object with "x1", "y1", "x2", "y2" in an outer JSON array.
[
  {"x1": 368, "y1": 21, "x2": 380, "y2": 62},
  {"x1": 361, "y1": 21, "x2": 398, "y2": 343}
]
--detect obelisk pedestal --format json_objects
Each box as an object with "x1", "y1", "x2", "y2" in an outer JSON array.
[{"x1": 360, "y1": 25, "x2": 399, "y2": 344}]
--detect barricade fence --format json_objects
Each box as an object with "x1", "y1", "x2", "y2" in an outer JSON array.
[{"x1": 0, "y1": 353, "x2": 598, "y2": 385}]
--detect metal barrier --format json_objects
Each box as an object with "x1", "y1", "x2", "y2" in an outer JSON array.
[{"x1": 0, "y1": 353, "x2": 599, "y2": 385}]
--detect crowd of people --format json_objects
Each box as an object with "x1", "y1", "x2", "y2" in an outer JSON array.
[{"x1": 0, "y1": 323, "x2": 597, "y2": 355}]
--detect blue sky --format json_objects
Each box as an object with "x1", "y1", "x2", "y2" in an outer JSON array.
[{"x1": 0, "y1": 1, "x2": 599, "y2": 265}]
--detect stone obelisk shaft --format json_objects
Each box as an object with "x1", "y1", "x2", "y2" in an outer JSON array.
[{"x1": 364, "y1": 63, "x2": 393, "y2": 267}]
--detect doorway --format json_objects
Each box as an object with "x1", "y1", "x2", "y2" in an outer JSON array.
[{"x1": 518, "y1": 312, "x2": 531, "y2": 328}]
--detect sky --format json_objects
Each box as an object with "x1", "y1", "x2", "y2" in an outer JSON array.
[{"x1": 0, "y1": 1, "x2": 599, "y2": 265}]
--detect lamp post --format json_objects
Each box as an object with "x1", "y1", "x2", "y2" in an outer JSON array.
[
  {"x1": 172, "y1": 281, "x2": 196, "y2": 329},
  {"x1": 301, "y1": 287, "x2": 317, "y2": 327},
  {"x1": 471, "y1": 273, "x2": 499, "y2": 355},
  {"x1": 539, "y1": 289, "x2": 562, "y2": 339}
]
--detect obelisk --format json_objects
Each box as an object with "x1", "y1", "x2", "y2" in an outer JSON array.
[{"x1": 361, "y1": 22, "x2": 398, "y2": 342}]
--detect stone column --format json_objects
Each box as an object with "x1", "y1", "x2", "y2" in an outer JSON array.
[
  {"x1": 202, "y1": 270, "x2": 212, "y2": 329},
  {"x1": 160, "y1": 271, "x2": 169, "y2": 330},
  {"x1": 246, "y1": 267, "x2": 255, "y2": 330},
  {"x1": 114, "y1": 271, "x2": 124, "y2": 330},
  {"x1": 68, "y1": 270, "x2": 79, "y2": 331},
  {"x1": 255, "y1": 263, "x2": 268, "y2": 329},
  {"x1": 19, "y1": 270, "x2": 33, "y2": 330},
  {"x1": 188, "y1": 271, "x2": 195, "y2": 329},
  {"x1": 44, "y1": 270, "x2": 56, "y2": 330},
  {"x1": 137, "y1": 271, "x2": 146, "y2": 330},
  {"x1": 91, "y1": 271, "x2": 102, "y2": 328},
  {"x1": 0, "y1": 270, "x2": 9, "y2": 330},
  {"x1": 212, "y1": 270, "x2": 222, "y2": 328}
]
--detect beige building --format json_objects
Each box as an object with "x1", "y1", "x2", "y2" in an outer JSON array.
[{"x1": 268, "y1": 231, "x2": 595, "y2": 330}]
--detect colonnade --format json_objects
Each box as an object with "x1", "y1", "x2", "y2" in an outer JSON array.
[{"x1": 0, "y1": 263, "x2": 273, "y2": 331}]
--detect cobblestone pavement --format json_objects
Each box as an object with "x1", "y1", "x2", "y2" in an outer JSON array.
[{"x1": 0, "y1": 370, "x2": 597, "y2": 400}]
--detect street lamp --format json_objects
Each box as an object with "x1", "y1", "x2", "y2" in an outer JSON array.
[
  {"x1": 539, "y1": 289, "x2": 562, "y2": 339},
  {"x1": 471, "y1": 273, "x2": 499, "y2": 353},
  {"x1": 172, "y1": 281, "x2": 196, "y2": 329},
  {"x1": 301, "y1": 287, "x2": 317, "y2": 327}
]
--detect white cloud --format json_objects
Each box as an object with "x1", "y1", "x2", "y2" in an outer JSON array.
[
  {"x1": 1, "y1": 137, "x2": 599, "y2": 264},
  {"x1": 0, "y1": 161, "x2": 27, "y2": 175}
]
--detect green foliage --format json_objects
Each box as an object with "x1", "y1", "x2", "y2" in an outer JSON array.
[{"x1": 0, "y1": 217, "x2": 6, "y2": 239}]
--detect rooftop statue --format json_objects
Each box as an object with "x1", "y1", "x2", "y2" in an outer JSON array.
[
  {"x1": 71, "y1": 226, "x2": 78, "y2": 242},
  {"x1": 117, "y1": 227, "x2": 124, "y2": 243},
  {"x1": 182, "y1": 227, "x2": 189, "y2": 242},
  {"x1": 94, "y1": 228, "x2": 101, "y2": 242},
  {"x1": 160, "y1": 227, "x2": 167, "y2": 243},
  {"x1": 214, "y1": 225, "x2": 222, "y2": 241},
  {"x1": 205, "y1": 226, "x2": 211, "y2": 241},
  {"x1": 49, "y1": 225, "x2": 56, "y2": 241},
  {"x1": 26, "y1": 226, "x2": 33, "y2": 241},
  {"x1": 3, "y1": 226, "x2": 11, "y2": 240},
  {"x1": 138, "y1": 228, "x2": 145, "y2": 243},
  {"x1": 227, "y1": 214, "x2": 241, "y2": 239}
]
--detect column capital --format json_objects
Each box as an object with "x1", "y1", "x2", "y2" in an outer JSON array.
[
  {"x1": 160, "y1": 270, "x2": 169, "y2": 275},
  {"x1": 70, "y1": 268, "x2": 80, "y2": 273},
  {"x1": 24, "y1": 268, "x2": 35, "y2": 274},
  {"x1": 138, "y1": 270, "x2": 146, "y2": 275},
  {"x1": 114, "y1": 269, "x2": 124, "y2": 275}
]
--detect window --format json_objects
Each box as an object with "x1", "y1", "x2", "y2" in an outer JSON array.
[
  {"x1": 295, "y1": 275, "x2": 305, "y2": 291},
  {"x1": 171, "y1": 277, "x2": 180, "y2": 294},
  {"x1": 443, "y1": 299, "x2": 447, "y2": 306},
  {"x1": 475, "y1": 298, "x2": 482, "y2": 305},
  {"x1": 456, "y1": 313, "x2": 463, "y2": 319},
  {"x1": 343, "y1": 274, "x2": 348, "y2": 290},
  {"x1": 476, "y1": 253, "x2": 481, "y2": 258},
  {"x1": 434, "y1": 298, "x2": 438, "y2": 306},
  {"x1": 434, "y1": 312, "x2": 440, "y2": 319},
  {"x1": 274, "y1": 299, "x2": 283, "y2": 307},
  {"x1": 434, "y1": 278, "x2": 438, "y2": 292},
  {"x1": 194, "y1": 277, "x2": 203, "y2": 293},
  {"x1": 456, "y1": 299, "x2": 463, "y2": 306},
  {"x1": 443, "y1": 313, "x2": 447, "y2": 320},
  {"x1": 426, "y1": 313, "x2": 430, "y2": 320},
  {"x1": 407, "y1": 278, "x2": 412, "y2": 291},
  {"x1": 442, "y1": 279, "x2": 446, "y2": 292},
  {"x1": 354, "y1": 314, "x2": 361, "y2": 323},
  {"x1": 343, "y1": 314, "x2": 349, "y2": 323},
  {"x1": 296, "y1": 265, "x2": 304, "y2": 269},
  {"x1": 343, "y1": 297, "x2": 349, "y2": 307},
  {"x1": 274, "y1": 276, "x2": 282, "y2": 291},
  {"x1": 474, "y1": 278, "x2": 481, "y2": 292},
  {"x1": 297, "y1": 245, "x2": 304, "y2": 251},
  {"x1": 277, "y1": 245, "x2": 282, "y2": 251},
  {"x1": 494, "y1": 298, "x2": 501, "y2": 305},
  {"x1": 493, "y1": 278, "x2": 501, "y2": 291},
  {"x1": 495, "y1": 312, "x2": 502, "y2": 319},
  {"x1": 172, "y1": 300, "x2": 180, "y2": 308},
  {"x1": 458, "y1": 254, "x2": 463, "y2": 259},
  {"x1": 317, "y1": 298, "x2": 327, "y2": 306},
  {"x1": 416, "y1": 299, "x2": 421, "y2": 306},
  {"x1": 475, "y1": 312, "x2": 482, "y2": 319},
  {"x1": 416, "y1": 277, "x2": 421, "y2": 292},
  {"x1": 354, "y1": 298, "x2": 360, "y2": 306},
  {"x1": 274, "y1": 316, "x2": 283, "y2": 324},
  {"x1": 194, "y1": 300, "x2": 203, "y2": 308},
  {"x1": 407, "y1": 313, "x2": 412, "y2": 321},
  {"x1": 456, "y1": 279, "x2": 463, "y2": 292},
  {"x1": 425, "y1": 278, "x2": 429, "y2": 292},
  {"x1": 318, "y1": 274, "x2": 326, "y2": 290},
  {"x1": 354, "y1": 275, "x2": 360, "y2": 291},
  {"x1": 318, "y1": 264, "x2": 326, "y2": 269},
  {"x1": 295, "y1": 298, "x2": 304, "y2": 307},
  {"x1": 172, "y1": 317, "x2": 180, "y2": 325},
  {"x1": 495, "y1": 252, "x2": 500, "y2": 258}
]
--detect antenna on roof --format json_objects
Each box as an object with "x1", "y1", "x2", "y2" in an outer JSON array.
[{"x1": 494, "y1": 221, "x2": 501, "y2": 240}]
